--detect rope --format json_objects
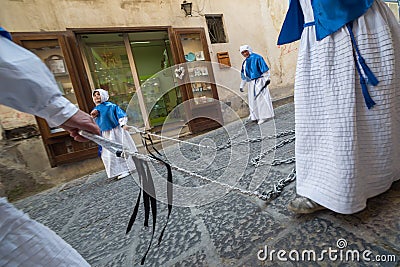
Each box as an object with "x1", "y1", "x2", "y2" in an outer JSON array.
[{"x1": 127, "y1": 125, "x2": 213, "y2": 149}]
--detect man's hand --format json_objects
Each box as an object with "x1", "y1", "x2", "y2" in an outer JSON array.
[
  {"x1": 240, "y1": 88, "x2": 244, "y2": 92},
  {"x1": 90, "y1": 109, "x2": 99, "y2": 118},
  {"x1": 61, "y1": 110, "x2": 100, "y2": 142}
]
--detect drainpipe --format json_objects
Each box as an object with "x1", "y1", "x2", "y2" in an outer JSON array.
[{"x1": 398, "y1": 0, "x2": 400, "y2": 19}]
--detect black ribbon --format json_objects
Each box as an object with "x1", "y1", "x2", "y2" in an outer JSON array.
[
  {"x1": 254, "y1": 78, "x2": 270, "y2": 100},
  {"x1": 124, "y1": 132, "x2": 173, "y2": 265},
  {"x1": 140, "y1": 132, "x2": 173, "y2": 245},
  {"x1": 125, "y1": 157, "x2": 156, "y2": 265}
]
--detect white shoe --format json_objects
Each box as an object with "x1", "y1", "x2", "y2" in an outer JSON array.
[
  {"x1": 117, "y1": 172, "x2": 130, "y2": 180},
  {"x1": 287, "y1": 196, "x2": 326, "y2": 214},
  {"x1": 258, "y1": 119, "x2": 267, "y2": 125}
]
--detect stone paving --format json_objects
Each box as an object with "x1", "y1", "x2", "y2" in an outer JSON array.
[{"x1": 14, "y1": 103, "x2": 399, "y2": 267}]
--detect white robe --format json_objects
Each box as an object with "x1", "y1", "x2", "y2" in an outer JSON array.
[
  {"x1": 0, "y1": 198, "x2": 90, "y2": 266},
  {"x1": 241, "y1": 70, "x2": 274, "y2": 121},
  {"x1": 101, "y1": 117, "x2": 137, "y2": 178},
  {"x1": 295, "y1": 0, "x2": 400, "y2": 214}
]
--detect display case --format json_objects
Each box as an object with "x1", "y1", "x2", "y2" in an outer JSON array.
[
  {"x1": 141, "y1": 76, "x2": 168, "y2": 126},
  {"x1": 188, "y1": 62, "x2": 214, "y2": 104},
  {"x1": 173, "y1": 28, "x2": 223, "y2": 133},
  {"x1": 12, "y1": 33, "x2": 98, "y2": 167},
  {"x1": 79, "y1": 33, "x2": 137, "y2": 112}
]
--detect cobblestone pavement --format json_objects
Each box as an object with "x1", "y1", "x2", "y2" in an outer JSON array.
[{"x1": 14, "y1": 103, "x2": 399, "y2": 267}]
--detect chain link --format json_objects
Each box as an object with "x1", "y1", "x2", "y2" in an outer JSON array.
[
  {"x1": 258, "y1": 168, "x2": 296, "y2": 201},
  {"x1": 271, "y1": 157, "x2": 296, "y2": 166},
  {"x1": 216, "y1": 129, "x2": 295, "y2": 151},
  {"x1": 79, "y1": 129, "x2": 296, "y2": 202},
  {"x1": 127, "y1": 121, "x2": 294, "y2": 153},
  {"x1": 250, "y1": 136, "x2": 295, "y2": 167}
]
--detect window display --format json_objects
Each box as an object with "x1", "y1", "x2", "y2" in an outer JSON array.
[
  {"x1": 174, "y1": 28, "x2": 223, "y2": 133},
  {"x1": 80, "y1": 33, "x2": 136, "y2": 111},
  {"x1": 180, "y1": 33, "x2": 214, "y2": 105},
  {"x1": 13, "y1": 33, "x2": 99, "y2": 167},
  {"x1": 19, "y1": 39, "x2": 79, "y2": 134}
]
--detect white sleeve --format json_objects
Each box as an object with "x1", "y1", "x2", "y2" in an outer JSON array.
[
  {"x1": 0, "y1": 36, "x2": 78, "y2": 127},
  {"x1": 240, "y1": 79, "x2": 247, "y2": 89},
  {"x1": 118, "y1": 117, "x2": 128, "y2": 126},
  {"x1": 262, "y1": 71, "x2": 270, "y2": 80}
]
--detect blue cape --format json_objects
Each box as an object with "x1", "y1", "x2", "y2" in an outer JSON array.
[
  {"x1": 0, "y1": 27, "x2": 12, "y2": 40},
  {"x1": 94, "y1": 101, "x2": 127, "y2": 131},
  {"x1": 277, "y1": 0, "x2": 374, "y2": 45},
  {"x1": 241, "y1": 53, "x2": 269, "y2": 81}
]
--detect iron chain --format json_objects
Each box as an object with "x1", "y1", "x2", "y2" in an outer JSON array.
[{"x1": 80, "y1": 128, "x2": 297, "y2": 202}]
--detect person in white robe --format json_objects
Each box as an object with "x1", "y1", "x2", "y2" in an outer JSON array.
[
  {"x1": 239, "y1": 45, "x2": 274, "y2": 125},
  {"x1": 91, "y1": 89, "x2": 137, "y2": 179},
  {"x1": 0, "y1": 27, "x2": 97, "y2": 266},
  {"x1": 277, "y1": 0, "x2": 400, "y2": 214}
]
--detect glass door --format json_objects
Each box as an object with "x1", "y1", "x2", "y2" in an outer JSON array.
[
  {"x1": 78, "y1": 33, "x2": 142, "y2": 123},
  {"x1": 78, "y1": 30, "x2": 184, "y2": 129},
  {"x1": 173, "y1": 28, "x2": 223, "y2": 133},
  {"x1": 128, "y1": 31, "x2": 183, "y2": 127}
]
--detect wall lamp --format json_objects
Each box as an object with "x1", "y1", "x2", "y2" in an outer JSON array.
[{"x1": 181, "y1": 1, "x2": 192, "y2": 16}]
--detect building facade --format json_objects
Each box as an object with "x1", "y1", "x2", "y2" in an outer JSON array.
[
  {"x1": 1, "y1": 0, "x2": 398, "y2": 167},
  {"x1": 1, "y1": 0, "x2": 298, "y2": 167}
]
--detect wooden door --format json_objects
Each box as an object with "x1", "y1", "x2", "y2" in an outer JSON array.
[
  {"x1": 12, "y1": 32, "x2": 98, "y2": 167},
  {"x1": 173, "y1": 28, "x2": 223, "y2": 133}
]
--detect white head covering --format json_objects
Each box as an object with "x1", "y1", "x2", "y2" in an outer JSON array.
[
  {"x1": 93, "y1": 88, "x2": 109, "y2": 103},
  {"x1": 240, "y1": 45, "x2": 253, "y2": 54}
]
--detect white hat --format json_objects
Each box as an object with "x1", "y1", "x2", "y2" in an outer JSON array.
[
  {"x1": 92, "y1": 88, "x2": 109, "y2": 103},
  {"x1": 240, "y1": 45, "x2": 253, "y2": 54}
]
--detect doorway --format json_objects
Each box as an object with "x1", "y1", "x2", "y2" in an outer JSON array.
[{"x1": 78, "y1": 30, "x2": 183, "y2": 129}]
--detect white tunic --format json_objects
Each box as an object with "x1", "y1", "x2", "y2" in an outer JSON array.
[
  {"x1": 0, "y1": 198, "x2": 90, "y2": 266},
  {"x1": 241, "y1": 67, "x2": 274, "y2": 121},
  {"x1": 295, "y1": 0, "x2": 400, "y2": 214},
  {"x1": 101, "y1": 117, "x2": 138, "y2": 178}
]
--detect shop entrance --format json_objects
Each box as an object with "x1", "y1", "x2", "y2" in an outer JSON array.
[
  {"x1": 78, "y1": 30, "x2": 183, "y2": 129},
  {"x1": 11, "y1": 27, "x2": 222, "y2": 166}
]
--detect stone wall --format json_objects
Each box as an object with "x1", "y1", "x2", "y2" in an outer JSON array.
[{"x1": 0, "y1": 105, "x2": 38, "y2": 140}]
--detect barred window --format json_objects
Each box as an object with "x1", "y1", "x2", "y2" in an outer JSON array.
[{"x1": 206, "y1": 15, "x2": 227, "y2": 43}]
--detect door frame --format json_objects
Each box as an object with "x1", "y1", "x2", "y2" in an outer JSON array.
[
  {"x1": 69, "y1": 26, "x2": 183, "y2": 131},
  {"x1": 11, "y1": 31, "x2": 98, "y2": 166},
  {"x1": 172, "y1": 27, "x2": 223, "y2": 133}
]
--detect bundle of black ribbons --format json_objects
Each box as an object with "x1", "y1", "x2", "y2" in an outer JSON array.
[{"x1": 121, "y1": 132, "x2": 173, "y2": 265}]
